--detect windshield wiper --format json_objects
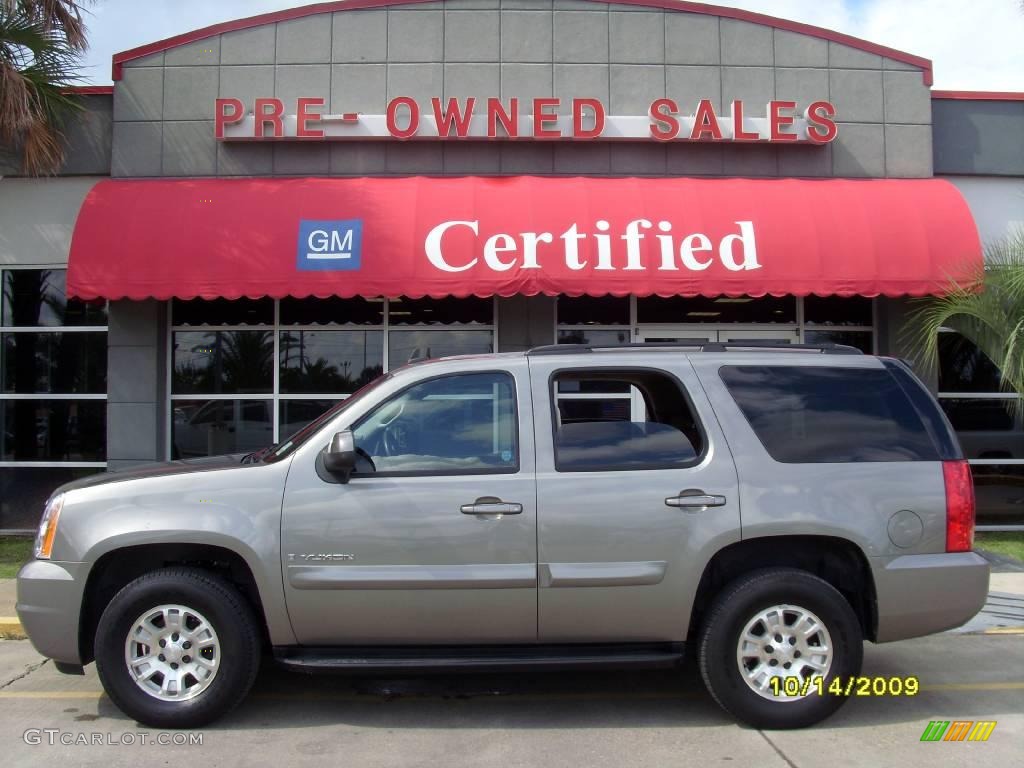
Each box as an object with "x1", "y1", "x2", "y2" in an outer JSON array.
[{"x1": 240, "y1": 445, "x2": 275, "y2": 464}]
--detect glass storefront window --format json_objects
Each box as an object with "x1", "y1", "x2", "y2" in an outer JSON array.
[
  {"x1": 280, "y1": 296, "x2": 384, "y2": 326},
  {"x1": 557, "y1": 329, "x2": 630, "y2": 346},
  {"x1": 388, "y1": 330, "x2": 493, "y2": 369},
  {"x1": 803, "y1": 296, "x2": 873, "y2": 326},
  {"x1": 803, "y1": 329, "x2": 873, "y2": 354},
  {"x1": 1, "y1": 267, "x2": 107, "y2": 531},
  {"x1": 279, "y1": 400, "x2": 337, "y2": 442},
  {"x1": 972, "y1": 464, "x2": 1024, "y2": 527},
  {"x1": 937, "y1": 331, "x2": 1024, "y2": 527},
  {"x1": 938, "y1": 332, "x2": 1003, "y2": 392},
  {"x1": 2, "y1": 269, "x2": 107, "y2": 327},
  {"x1": 1, "y1": 467, "x2": 100, "y2": 530},
  {"x1": 637, "y1": 295, "x2": 797, "y2": 324},
  {"x1": 279, "y1": 330, "x2": 383, "y2": 394},
  {"x1": 1, "y1": 399, "x2": 106, "y2": 462},
  {"x1": 556, "y1": 296, "x2": 630, "y2": 326},
  {"x1": 169, "y1": 297, "x2": 496, "y2": 458},
  {"x1": 2, "y1": 331, "x2": 107, "y2": 393},
  {"x1": 171, "y1": 297, "x2": 274, "y2": 326},
  {"x1": 171, "y1": 399, "x2": 273, "y2": 459},
  {"x1": 172, "y1": 330, "x2": 274, "y2": 394},
  {"x1": 388, "y1": 296, "x2": 492, "y2": 325}
]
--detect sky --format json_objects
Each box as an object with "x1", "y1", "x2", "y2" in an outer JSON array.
[{"x1": 79, "y1": 0, "x2": 1023, "y2": 90}]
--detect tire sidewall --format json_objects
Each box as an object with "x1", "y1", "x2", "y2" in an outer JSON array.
[
  {"x1": 701, "y1": 570, "x2": 863, "y2": 730},
  {"x1": 95, "y1": 570, "x2": 258, "y2": 728}
]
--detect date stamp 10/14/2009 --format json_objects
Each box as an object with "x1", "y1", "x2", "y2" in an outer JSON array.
[{"x1": 769, "y1": 676, "x2": 920, "y2": 698}]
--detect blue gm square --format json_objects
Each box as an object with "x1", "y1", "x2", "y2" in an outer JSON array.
[{"x1": 297, "y1": 219, "x2": 363, "y2": 271}]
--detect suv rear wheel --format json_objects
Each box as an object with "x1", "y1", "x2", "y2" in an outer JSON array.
[
  {"x1": 94, "y1": 567, "x2": 261, "y2": 728},
  {"x1": 698, "y1": 567, "x2": 863, "y2": 729}
]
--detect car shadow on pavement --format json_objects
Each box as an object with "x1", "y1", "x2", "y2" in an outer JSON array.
[{"x1": 89, "y1": 652, "x2": 1016, "y2": 733}]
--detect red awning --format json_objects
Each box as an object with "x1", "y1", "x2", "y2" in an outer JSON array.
[{"x1": 67, "y1": 176, "x2": 981, "y2": 301}]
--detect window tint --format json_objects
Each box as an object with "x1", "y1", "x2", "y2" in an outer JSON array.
[
  {"x1": 720, "y1": 366, "x2": 938, "y2": 463},
  {"x1": 552, "y1": 369, "x2": 703, "y2": 472},
  {"x1": 353, "y1": 372, "x2": 517, "y2": 474}
]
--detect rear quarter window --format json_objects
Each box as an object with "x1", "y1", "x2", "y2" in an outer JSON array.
[{"x1": 719, "y1": 365, "x2": 939, "y2": 463}]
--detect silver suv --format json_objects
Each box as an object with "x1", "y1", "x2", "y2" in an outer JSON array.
[{"x1": 17, "y1": 343, "x2": 989, "y2": 729}]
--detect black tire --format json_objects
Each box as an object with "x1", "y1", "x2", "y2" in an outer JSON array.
[
  {"x1": 94, "y1": 567, "x2": 261, "y2": 728},
  {"x1": 698, "y1": 567, "x2": 863, "y2": 729}
]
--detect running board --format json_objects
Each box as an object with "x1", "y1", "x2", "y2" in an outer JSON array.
[{"x1": 273, "y1": 643, "x2": 685, "y2": 674}]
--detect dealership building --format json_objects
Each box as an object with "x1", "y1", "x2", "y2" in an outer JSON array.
[{"x1": 1, "y1": 0, "x2": 1022, "y2": 530}]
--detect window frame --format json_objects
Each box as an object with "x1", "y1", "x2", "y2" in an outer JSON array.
[
  {"x1": 0, "y1": 265, "x2": 108, "y2": 472},
  {"x1": 348, "y1": 369, "x2": 521, "y2": 479},
  {"x1": 935, "y1": 328, "x2": 1024, "y2": 531},
  {"x1": 547, "y1": 366, "x2": 708, "y2": 473},
  {"x1": 166, "y1": 297, "x2": 499, "y2": 460}
]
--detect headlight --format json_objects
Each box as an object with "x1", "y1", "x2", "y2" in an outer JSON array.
[{"x1": 34, "y1": 494, "x2": 64, "y2": 560}]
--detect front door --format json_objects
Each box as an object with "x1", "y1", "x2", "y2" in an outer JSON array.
[
  {"x1": 530, "y1": 355, "x2": 742, "y2": 642},
  {"x1": 281, "y1": 362, "x2": 537, "y2": 645}
]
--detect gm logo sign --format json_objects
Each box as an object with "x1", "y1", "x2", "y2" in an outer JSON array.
[{"x1": 297, "y1": 219, "x2": 363, "y2": 271}]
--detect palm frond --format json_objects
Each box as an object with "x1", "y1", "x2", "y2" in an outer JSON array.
[
  {"x1": 0, "y1": 0, "x2": 89, "y2": 174},
  {"x1": 904, "y1": 228, "x2": 1024, "y2": 405}
]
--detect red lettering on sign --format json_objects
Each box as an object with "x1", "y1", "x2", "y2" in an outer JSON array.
[
  {"x1": 690, "y1": 99, "x2": 723, "y2": 141},
  {"x1": 769, "y1": 100, "x2": 798, "y2": 142},
  {"x1": 731, "y1": 100, "x2": 760, "y2": 141},
  {"x1": 487, "y1": 98, "x2": 518, "y2": 139},
  {"x1": 573, "y1": 98, "x2": 605, "y2": 139},
  {"x1": 387, "y1": 97, "x2": 420, "y2": 139},
  {"x1": 806, "y1": 101, "x2": 839, "y2": 144},
  {"x1": 649, "y1": 99, "x2": 680, "y2": 141},
  {"x1": 433, "y1": 97, "x2": 476, "y2": 138},
  {"x1": 296, "y1": 97, "x2": 325, "y2": 138},
  {"x1": 533, "y1": 98, "x2": 561, "y2": 139},
  {"x1": 214, "y1": 98, "x2": 244, "y2": 139},
  {"x1": 254, "y1": 98, "x2": 284, "y2": 138}
]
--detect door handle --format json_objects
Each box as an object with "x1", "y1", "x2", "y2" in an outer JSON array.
[
  {"x1": 460, "y1": 497, "x2": 523, "y2": 515},
  {"x1": 665, "y1": 490, "x2": 727, "y2": 510}
]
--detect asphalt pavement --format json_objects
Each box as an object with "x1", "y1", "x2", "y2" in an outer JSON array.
[{"x1": 0, "y1": 631, "x2": 1021, "y2": 768}]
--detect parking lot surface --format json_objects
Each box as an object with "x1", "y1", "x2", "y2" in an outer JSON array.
[{"x1": 0, "y1": 632, "x2": 1020, "y2": 768}]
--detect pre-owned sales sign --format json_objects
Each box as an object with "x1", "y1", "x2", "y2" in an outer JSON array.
[{"x1": 215, "y1": 96, "x2": 838, "y2": 143}]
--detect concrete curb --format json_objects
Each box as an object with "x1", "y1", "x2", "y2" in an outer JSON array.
[{"x1": 0, "y1": 617, "x2": 26, "y2": 640}]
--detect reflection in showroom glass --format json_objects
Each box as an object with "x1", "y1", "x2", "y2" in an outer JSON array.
[
  {"x1": 171, "y1": 399, "x2": 272, "y2": 459},
  {"x1": 172, "y1": 331, "x2": 274, "y2": 395}
]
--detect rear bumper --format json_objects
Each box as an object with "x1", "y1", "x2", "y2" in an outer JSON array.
[
  {"x1": 872, "y1": 552, "x2": 989, "y2": 642},
  {"x1": 16, "y1": 559, "x2": 88, "y2": 665}
]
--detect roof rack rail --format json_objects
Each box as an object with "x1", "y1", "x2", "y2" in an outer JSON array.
[{"x1": 526, "y1": 341, "x2": 864, "y2": 356}]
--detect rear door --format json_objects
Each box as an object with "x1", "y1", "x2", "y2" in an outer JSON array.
[{"x1": 529, "y1": 354, "x2": 741, "y2": 642}]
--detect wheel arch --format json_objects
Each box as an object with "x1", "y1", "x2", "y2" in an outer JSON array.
[
  {"x1": 79, "y1": 542, "x2": 271, "y2": 664},
  {"x1": 688, "y1": 535, "x2": 877, "y2": 642}
]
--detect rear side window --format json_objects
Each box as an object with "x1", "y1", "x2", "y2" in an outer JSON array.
[
  {"x1": 719, "y1": 365, "x2": 939, "y2": 463},
  {"x1": 552, "y1": 369, "x2": 704, "y2": 471}
]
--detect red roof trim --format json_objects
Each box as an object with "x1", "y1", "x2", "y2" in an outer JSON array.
[
  {"x1": 932, "y1": 90, "x2": 1024, "y2": 102},
  {"x1": 62, "y1": 85, "x2": 114, "y2": 95},
  {"x1": 111, "y1": 0, "x2": 933, "y2": 84}
]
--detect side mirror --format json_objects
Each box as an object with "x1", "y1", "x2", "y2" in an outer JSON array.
[{"x1": 322, "y1": 430, "x2": 357, "y2": 483}]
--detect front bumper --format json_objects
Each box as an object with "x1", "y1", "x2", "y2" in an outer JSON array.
[
  {"x1": 872, "y1": 551, "x2": 989, "y2": 642},
  {"x1": 16, "y1": 559, "x2": 89, "y2": 665}
]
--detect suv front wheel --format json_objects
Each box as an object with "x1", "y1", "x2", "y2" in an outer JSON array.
[
  {"x1": 698, "y1": 568, "x2": 863, "y2": 729},
  {"x1": 94, "y1": 567, "x2": 261, "y2": 728}
]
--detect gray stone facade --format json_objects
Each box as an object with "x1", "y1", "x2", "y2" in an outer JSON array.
[{"x1": 111, "y1": 0, "x2": 933, "y2": 179}]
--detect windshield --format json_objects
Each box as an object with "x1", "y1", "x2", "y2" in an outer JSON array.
[{"x1": 261, "y1": 373, "x2": 393, "y2": 463}]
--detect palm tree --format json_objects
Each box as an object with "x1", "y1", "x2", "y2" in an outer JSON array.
[
  {"x1": 0, "y1": 0, "x2": 90, "y2": 175},
  {"x1": 905, "y1": 229, "x2": 1024, "y2": 402}
]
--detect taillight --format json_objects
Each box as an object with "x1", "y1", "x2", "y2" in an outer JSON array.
[{"x1": 943, "y1": 460, "x2": 975, "y2": 553}]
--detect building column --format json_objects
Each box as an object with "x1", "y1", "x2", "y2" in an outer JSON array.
[
  {"x1": 497, "y1": 295, "x2": 556, "y2": 352},
  {"x1": 106, "y1": 300, "x2": 167, "y2": 470}
]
